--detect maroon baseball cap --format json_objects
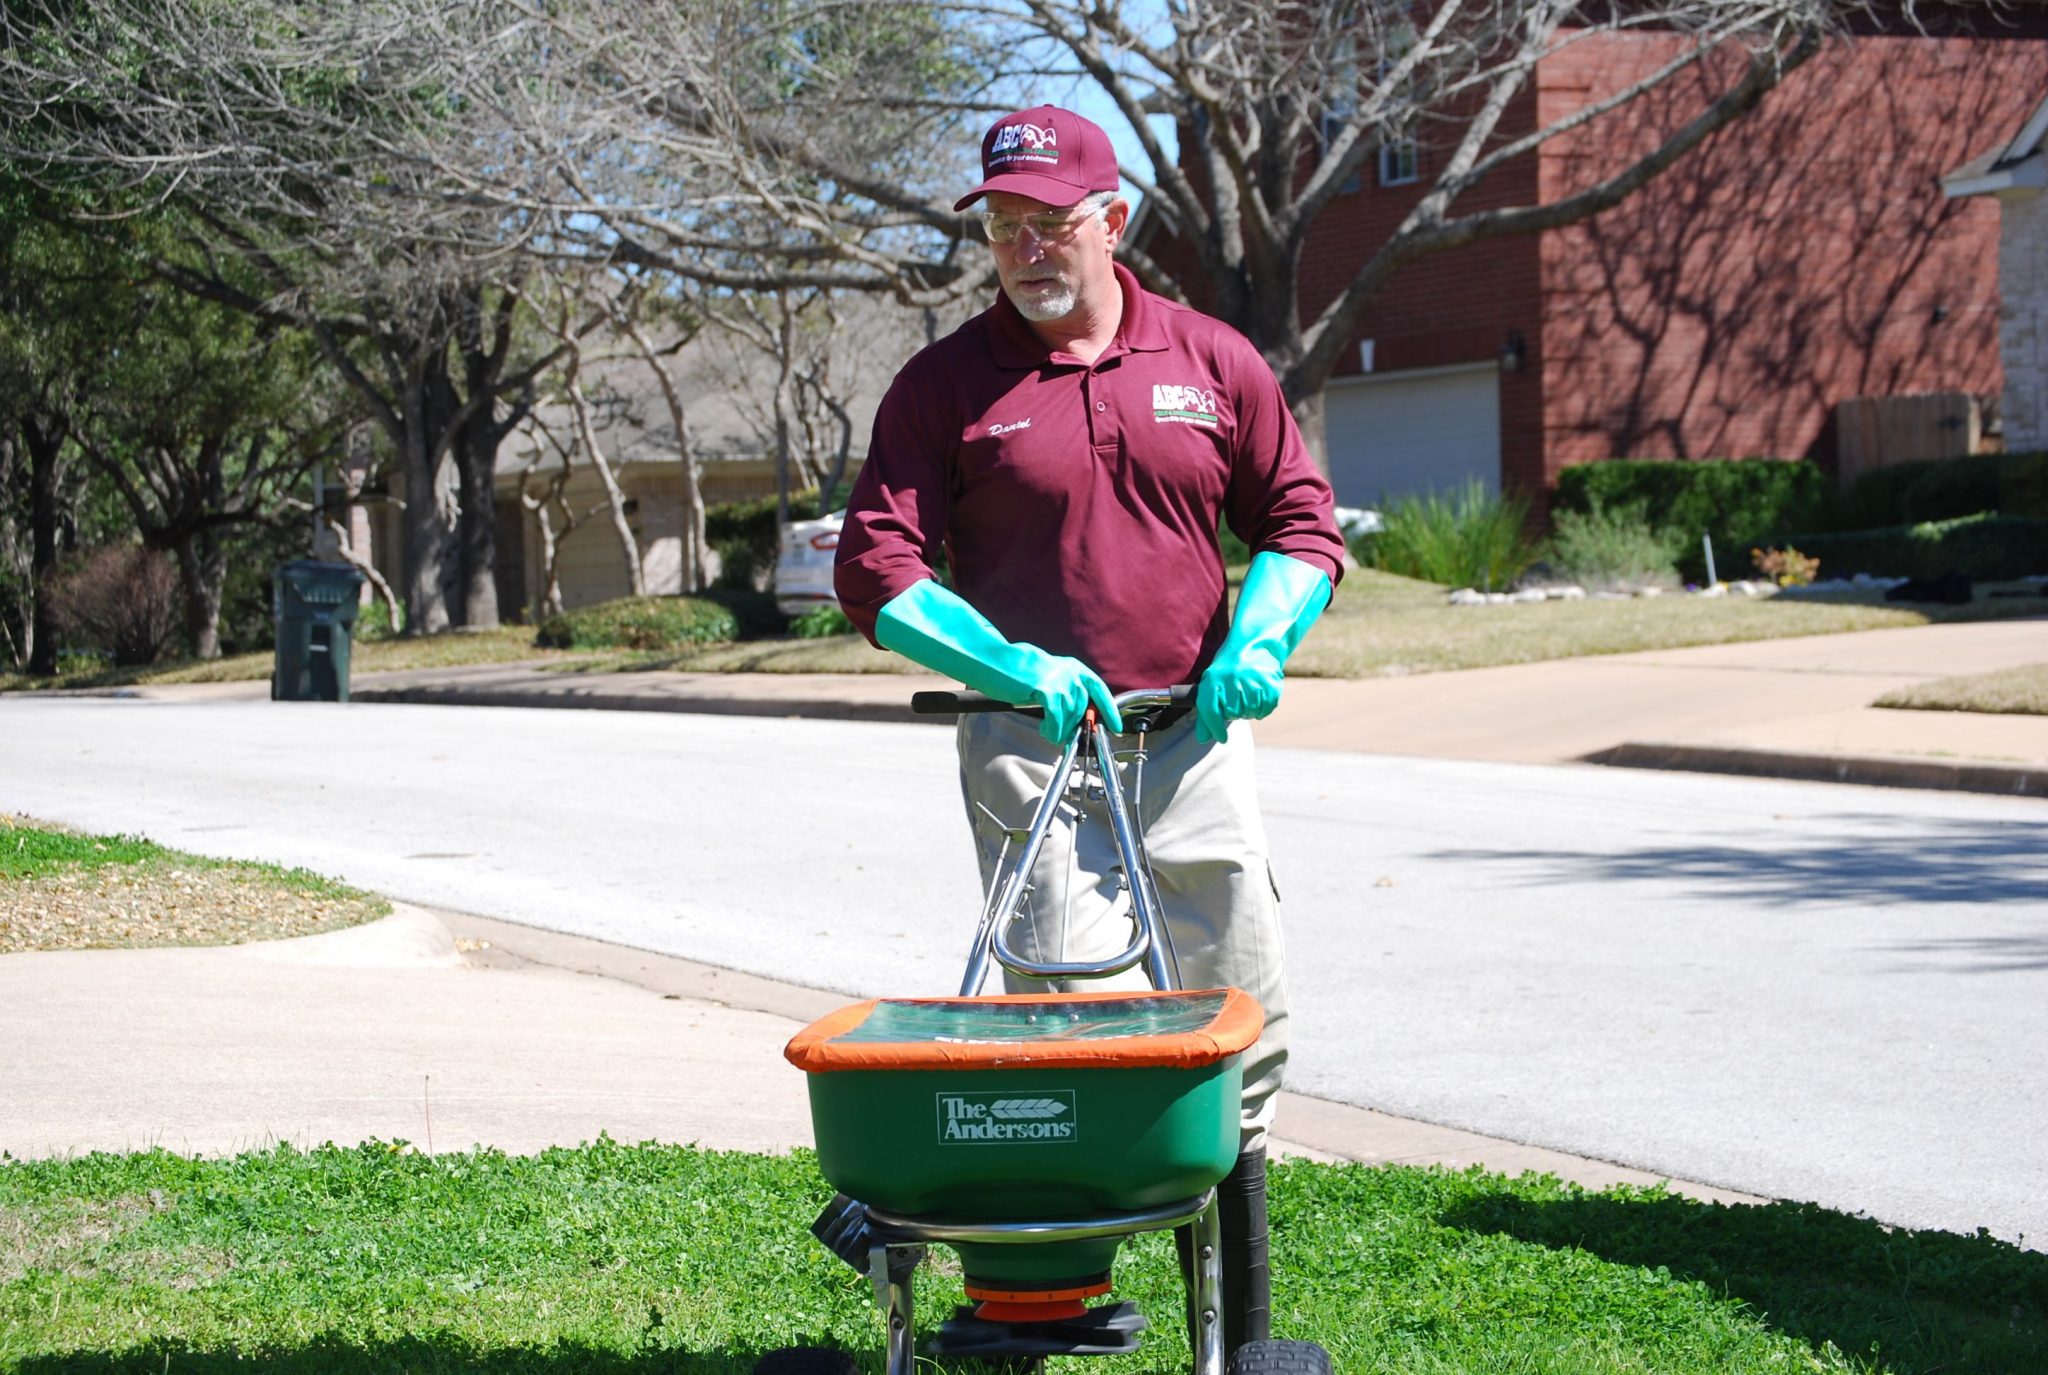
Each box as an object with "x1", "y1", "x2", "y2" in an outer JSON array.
[{"x1": 953, "y1": 105, "x2": 1120, "y2": 212}]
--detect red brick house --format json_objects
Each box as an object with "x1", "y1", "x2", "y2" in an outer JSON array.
[{"x1": 1136, "y1": 23, "x2": 2048, "y2": 511}]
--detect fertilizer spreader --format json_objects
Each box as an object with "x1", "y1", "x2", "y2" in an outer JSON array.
[{"x1": 757, "y1": 688, "x2": 1334, "y2": 1375}]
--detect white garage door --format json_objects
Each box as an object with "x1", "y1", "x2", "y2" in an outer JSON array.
[{"x1": 1323, "y1": 363, "x2": 1501, "y2": 506}]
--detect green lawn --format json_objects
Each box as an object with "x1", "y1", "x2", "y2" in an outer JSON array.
[
  {"x1": 1876, "y1": 663, "x2": 2048, "y2": 717},
  {"x1": 0, "y1": 625, "x2": 571, "y2": 694},
  {"x1": 0, "y1": 816, "x2": 386, "y2": 952},
  {"x1": 1, "y1": 1143, "x2": 2041, "y2": 1374},
  {"x1": 1286, "y1": 574, "x2": 2048, "y2": 679}
]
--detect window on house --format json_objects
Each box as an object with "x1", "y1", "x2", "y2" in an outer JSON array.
[{"x1": 1379, "y1": 138, "x2": 1419, "y2": 187}]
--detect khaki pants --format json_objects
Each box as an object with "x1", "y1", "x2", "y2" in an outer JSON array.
[{"x1": 956, "y1": 710, "x2": 1289, "y2": 1149}]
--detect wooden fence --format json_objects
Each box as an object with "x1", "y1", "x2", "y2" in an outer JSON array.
[{"x1": 1834, "y1": 393, "x2": 1991, "y2": 483}]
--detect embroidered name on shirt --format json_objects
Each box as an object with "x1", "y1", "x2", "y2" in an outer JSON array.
[
  {"x1": 988, "y1": 418, "x2": 1033, "y2": 437},
  {"x1": 1152, "y1": 384, "x2": 1220, "y2": 427}
]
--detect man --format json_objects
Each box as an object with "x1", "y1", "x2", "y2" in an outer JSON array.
[{"x1": 833, "y1": 104, "x2": 1343, "y2": 1357}]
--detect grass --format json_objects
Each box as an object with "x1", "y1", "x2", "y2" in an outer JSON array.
[
  {"x1": 1284, "y1": 573, "x2": 2048, "y2": 679},
  {"x1": 1876, "y1": 663, "x2": 2048, "y2": 716},
  {"x1": 552, "y1": 634, "x2": 911, "y2": 676},
  {"x1": 0, "y1": 1143, "x2": 2041, "y2": 1375},
  {"x1": 0, "y1": 815, "x2": 387, "y2": 952},
  {"x1": 0, "y1": 625, "x2": 573, "y2": 694}
]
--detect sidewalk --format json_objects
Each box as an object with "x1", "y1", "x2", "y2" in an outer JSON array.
[
  {"x1": 0, "y1": 900, "x2": 1761, "y2": 1204},
  {"x1": 322, "y1": 618, "x2": 2048, "y2": 797}
]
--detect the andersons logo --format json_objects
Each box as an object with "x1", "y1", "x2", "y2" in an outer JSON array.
[
  {"x1": 990, "y1": 122, "x2": 1060, "y2": 165},
  {"x1": 936, "y1": 1091, "x2": 1078, "y2": 1144},
  {"x1": 1152, "y1": 383, "x2": 1220, "y2": 427}
]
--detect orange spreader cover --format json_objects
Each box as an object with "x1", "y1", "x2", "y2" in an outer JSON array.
[{"x1": 785, "y1": 987, "x2": 1264, "y2": 1073}]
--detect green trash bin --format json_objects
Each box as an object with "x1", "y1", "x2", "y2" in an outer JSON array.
[{"x1": 272, "y1": 560, "x2": 366, "y2": 702}]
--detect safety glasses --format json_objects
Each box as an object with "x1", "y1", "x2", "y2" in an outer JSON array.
[{"x1": 979, "y1": 205, "x2": 1102, "y2": 246}]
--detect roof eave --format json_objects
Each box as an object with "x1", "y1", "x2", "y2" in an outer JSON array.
[{"x1": 1943, "y1": 151, "x2": 2048, "y2": 201}]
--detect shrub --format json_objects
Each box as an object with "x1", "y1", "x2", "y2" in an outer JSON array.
[
  {"x1": 699, "y1": 586, "x2": 786, "y2": 639},
  {"x1": 1540, "y1": 500, "x2": 1683, "y2": 590},
  {"x1": 789, "y1": 604, "x2": 855, "y2": 638},
  {"x1": 1786, "y1": 514, "x2": 2048, "y2": 581},
  {"x1": 534, "y1": 595, "x2": 740, "y2": 651},
  {"x1": 1553, "y1": 458, "x2": 1833, "y2": 582},
  {"x1": 1835, "y1": 452, "x2": 2048, "y2": 528},
  {"x1": 47, "y1": 544, "x2": 182, "y2": 666},
  {"x1": 1361, "y1": 480, "x2": 1540, "y2": 589},
  {"x1": 353, "y1": 597, "x2": 402, "y2": 641},
  {"x1": 705, "y1": 487, "x2": 846, "y2": 592}
]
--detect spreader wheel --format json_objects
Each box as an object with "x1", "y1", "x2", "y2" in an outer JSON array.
[
  {"x1": 752, "y1": 1346, "x2": 860, "y2": 1375},
  {"x1": 1226, "y1": 1339, "x2": 1334, "y2": 1375}
]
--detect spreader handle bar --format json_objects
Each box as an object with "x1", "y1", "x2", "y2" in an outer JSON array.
[
  {"x1": 911, "y1": 685, "x2": 1195, "y2": 718},
  {"x1": 960, "y1": 702, "x2": 1185, "y2": 994}
]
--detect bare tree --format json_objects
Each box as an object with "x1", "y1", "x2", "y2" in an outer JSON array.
[
  {"x1": 519, "y1": 282, "x2": 649, "y2": 600},
  {"x1": 609, "y1": 287, "x2": 717, "y2": 593},
  {"x1": 988, "y1": 0, "x2": 1877, "y2": 461}
]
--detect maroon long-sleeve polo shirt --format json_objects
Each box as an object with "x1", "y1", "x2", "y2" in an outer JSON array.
[{"x1": 835, "y1": 264, "x2": 1344, "y2": 693}]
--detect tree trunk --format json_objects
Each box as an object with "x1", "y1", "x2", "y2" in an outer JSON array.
[
  {"x1": 620, "y1": 318, "x2": 713, "y2": 592},
  {"x1": 397, "y1": 354, "x2": 462, "y2": 637},
  {"x1": 773, "y1": 306, "x2": 797, "y2": 523},
  {"x1": 173, "y1": 527, "x2": 227, "y2": 660},
  {"x1": 23, "y1": 414, "x2": 66, "y2": 677},
  {"x1": 455, "y1": 411, "x2": 501, "y2": 629},
  {"x1": 1286, "y1": 387, "x2": 1329, "y2": 478},
  {"x1": 563, "y1": 360, "x2": 644, "y2": 598}
]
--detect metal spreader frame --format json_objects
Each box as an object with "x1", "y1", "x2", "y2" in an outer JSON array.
[{"x1": 824, "y1": 685, "x2": 1228, "y2": 1375}]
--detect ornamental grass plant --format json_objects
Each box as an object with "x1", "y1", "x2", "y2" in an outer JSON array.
[
  {"x1": 1358, "y1": 480, "x2": 1540, "y2": 590},
  {"x1": 1540, "y1": 501, "x2": 1684, "y2": 591}
]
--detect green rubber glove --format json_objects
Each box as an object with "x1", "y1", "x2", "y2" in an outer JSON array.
[
  {"x1": 1196, "y1": 551, "x2": 1332, "y2": 743},
  {"x1": 876, "y1": 579, "x2": 1122, "y2": 744}
]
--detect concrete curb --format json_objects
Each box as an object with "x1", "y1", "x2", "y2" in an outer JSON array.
[
  {"x1": 1585, "y1": 741, "x2": 2047, "y2": 800},
  {"x1": 349, "y1": 683, "x2": 937, "y2": 725}
]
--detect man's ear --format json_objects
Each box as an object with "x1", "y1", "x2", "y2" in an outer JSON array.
[{"x1": 1103, "y1": 196, "x2": 1130, "y2": 250}]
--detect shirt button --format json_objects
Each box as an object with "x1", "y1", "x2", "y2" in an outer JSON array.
[{"x1": 1095, "y1": 401, "x2": 1106, "y2": 412}]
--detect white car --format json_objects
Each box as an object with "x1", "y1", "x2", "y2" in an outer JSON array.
[
  {"x1": 775, "y1": 511, "x2": 844, "y2": 617},
  {"x1": 1333, "y1": 505, "x2": 1383, "y2": 540}
]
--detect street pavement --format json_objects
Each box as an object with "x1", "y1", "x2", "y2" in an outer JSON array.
[{"x1": 2, "y1": 618, "x2": 2045, "y2": 1248}]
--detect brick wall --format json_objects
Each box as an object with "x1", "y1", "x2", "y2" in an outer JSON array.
[
  {"x1": 1535, "y1": 32, "x2": 2046, "y2": 489},
  {"x1": 1133, "y1": 25, "x2": 2046, "y2": 510}
]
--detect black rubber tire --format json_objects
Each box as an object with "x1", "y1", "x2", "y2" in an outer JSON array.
[
  {"x1": 752, "y1": 1346, "x2": 860, "y2": 1375},
  {"x1": 1227, "y1": 1338, "x2": 1334, "y2": 1375}
]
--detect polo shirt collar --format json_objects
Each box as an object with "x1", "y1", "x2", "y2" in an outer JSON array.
[{"x1": 987, "y1": 262, "x2": 1173, "y2": 370}]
